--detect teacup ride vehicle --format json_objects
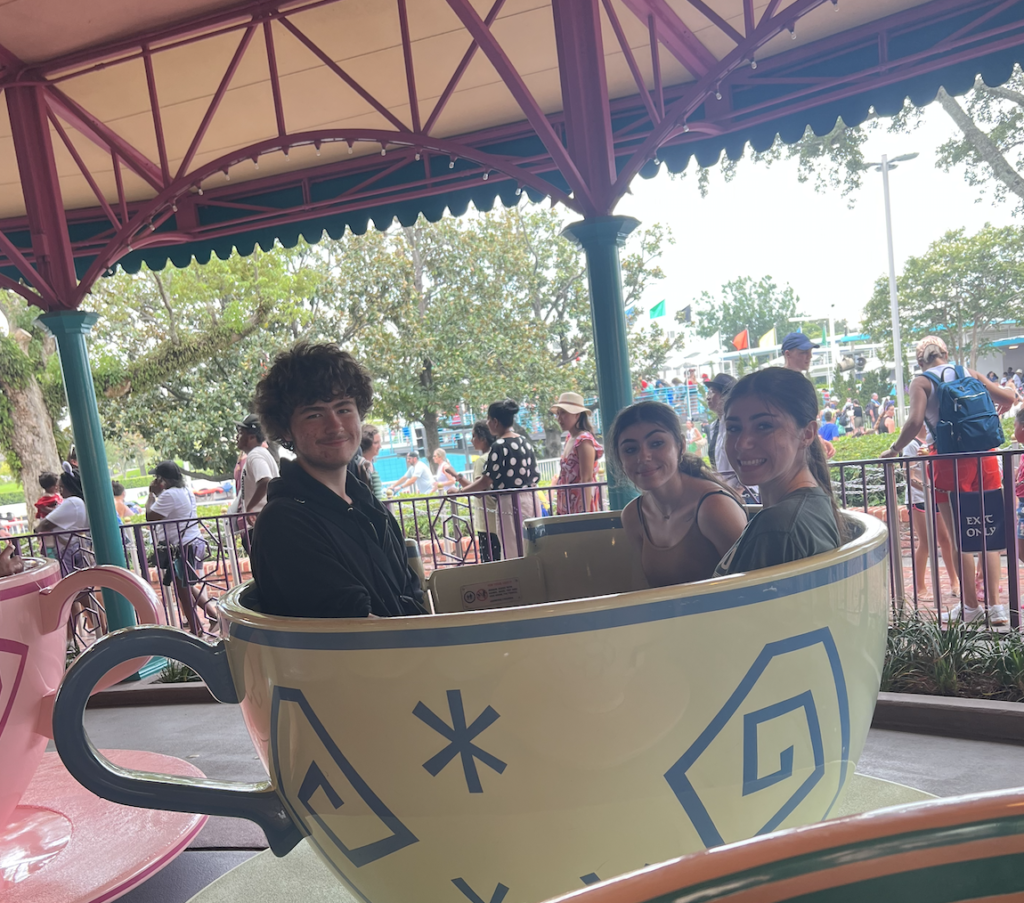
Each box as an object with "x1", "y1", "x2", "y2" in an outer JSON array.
[
  {"x1": 0, "y1": 559, "x2": 207, "y2": 903},
  {"x1": 53, "y1": 509, "x2": 890, "y2": 903}
]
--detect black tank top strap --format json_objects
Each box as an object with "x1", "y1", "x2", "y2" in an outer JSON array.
[{"x1": 634, "y1": 496, "x2": 654, "y2": 544}]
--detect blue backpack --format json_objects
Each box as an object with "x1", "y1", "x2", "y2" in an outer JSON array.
[{"x1": 922, "y1": 365, "x2": 1003, "y2": 453}]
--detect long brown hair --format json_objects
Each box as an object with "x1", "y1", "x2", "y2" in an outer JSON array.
[
  {"x1": 607, "y1": 401, "x2": 737, "y2": 498},
  {"x1": 724, "y1": 369, "x2": 849, "y2": 541}
]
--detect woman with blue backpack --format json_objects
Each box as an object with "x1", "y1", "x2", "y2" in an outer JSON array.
[{"x1": 882, "y1": 336, "x2": 1015, "y2": 626}]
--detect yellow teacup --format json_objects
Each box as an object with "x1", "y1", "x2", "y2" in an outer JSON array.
[{"x1": 54, "y1": 512, "x2": 888, "y2": 903}]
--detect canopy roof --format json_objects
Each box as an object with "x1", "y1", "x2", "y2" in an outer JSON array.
[{"x1": 1, "y1": 0, "x2": 1022, "y2": 308}]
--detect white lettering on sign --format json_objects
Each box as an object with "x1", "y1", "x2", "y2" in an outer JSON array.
[
  {"x1": 963, "y1": 513, "x2": 999, "y2": 539},
  {"x1": 459, "y1": 579, "x2": 522, "y2": 610}
]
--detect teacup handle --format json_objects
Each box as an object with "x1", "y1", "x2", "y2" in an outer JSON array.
[
  {"x1": 52, "y1": 625, "x2": 303, "y2": 856},
  {"x1": 36, "y1": 565, "x2": 164, "y2": 738}
]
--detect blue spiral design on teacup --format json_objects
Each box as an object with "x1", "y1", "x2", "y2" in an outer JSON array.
[{"x1": 664, "y1": 628, "x2": 850, "y2": 848}]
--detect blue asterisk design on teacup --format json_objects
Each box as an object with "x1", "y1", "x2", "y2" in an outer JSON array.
[
  {"x1": 452, "y1": 878, "x2": 509, "y2": 903},
  {"x1": 664, "y1": 628, "x2": 850, "y2": 848},
  {"x1": 414, "y1": 689, "x2": 507, "y2": 793}
]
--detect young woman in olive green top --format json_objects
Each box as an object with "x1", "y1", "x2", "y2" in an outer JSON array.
[{"x1": 715, "y1": 368, "x2": 847, "y2": 576}]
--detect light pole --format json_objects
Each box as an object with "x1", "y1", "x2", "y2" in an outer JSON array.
[{"x1": 861, "y1": 152, "x2": 918, "y2": 426}]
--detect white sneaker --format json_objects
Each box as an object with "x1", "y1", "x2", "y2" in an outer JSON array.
[
  {"x1": 942, "y1": 603, "x2": 986, "y2": 624},
  {"x1": 989, "y1": 604, "x2": 1010, "y2": 627}
]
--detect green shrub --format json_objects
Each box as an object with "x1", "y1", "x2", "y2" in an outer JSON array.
[
  {"x1": 157, "y1": 660, "x2": 202, "y2": 683},
  {"x1": 831, "y1": 416, "x2": 1017, "y2": 464},
  {"x1": 883, "y1": 615, "x2": 1024, "y2": 701},
  {"x1": 0, "y1": 486, "x2": 24, "y2": 506}
]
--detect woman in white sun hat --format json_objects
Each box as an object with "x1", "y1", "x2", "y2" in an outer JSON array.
[{"x1": 551, "y1": 391, "x2": 604, "y2": 514}]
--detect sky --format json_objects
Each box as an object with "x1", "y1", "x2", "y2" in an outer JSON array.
[{"x1": 614, "y1": 99, "x2": 1020, "y2": 342}]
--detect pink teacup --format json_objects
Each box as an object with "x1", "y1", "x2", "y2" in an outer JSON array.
[{"x1": 0, "y1": 559, "x2": 162, "y2": 826}]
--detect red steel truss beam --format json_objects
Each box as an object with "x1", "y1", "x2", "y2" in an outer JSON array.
[
  {"x1": 143, "y1": 47, "x2": 172, "y2": 185},
  {"x1": 46, "y1": 109, "x2": 121, "y2": 230},
  {"x1": 0, "y1": 0, "x2": 1020, "y2": 309},
  {"x1": 612, "y1": 0, "x2": 828, "y2": 196},
  {"x1": 27, "y1": 0, "x2": 337, "y2": 79},
  {"x1": 264, "y1": 20, "x2": 288, "y2": 139},
  {"x1": 176, "y1": 24, "x2": 257, "y2": 179},
  {"x1": 5, "y1": 86, "x2": 74, "y2": 306},
  {"x1": 278, "y1": 16, "x2": 410, "y2": 132},
  {"x1": 444, "y1": 0, "x2": 596, "y2": 213},
  {"x1": 600, "y1": 0, "x2": 661, "y2": 124},
  {"x1": 44, "y1": 86, "x2": 165, "y2": 191},
  {"x1": 744, "y1": 0, "x2": 756, "y2": 36},
  {"x1": 619, "y1": 0, "x2": 718, "y2": 77},
  {"x1": 552, "y1": 0, "x2": 617, "y2": 211},
  {"x1": 397, "y1": 0, "x2": 421, "y2": 133},
  {"x1": 683, "y1": 0, "x2": 744, "y2": 44},
  {"x1": 423, "y1": 0, "x2": 507, "y2": 135}
]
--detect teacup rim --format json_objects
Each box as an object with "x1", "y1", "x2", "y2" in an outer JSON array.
[
  {"x1": 0, "y1": 557, "x2": 61, "y2": 599},
  {"x1": 217, "y1": 511, "x2": 886, "y2": 641}
]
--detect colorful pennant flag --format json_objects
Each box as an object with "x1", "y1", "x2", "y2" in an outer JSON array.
[
  {"x1": 732, "y1": 329, "x2": 749, "y2": 351},
  {"x1": 759, "y1": 327, "x2": 777, "y2": 348},
  {"x1": 650, "y1": 300, "x2": 666, "y2": 318},
  {"x1": 680, "y1": 304, "x2": 692, "y2": 323}
]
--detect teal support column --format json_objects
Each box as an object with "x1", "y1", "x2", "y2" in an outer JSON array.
[
  {"x1": 562, "y1": 215, "x2": 640, "y2": 512},
  {"x1": 38, "y1": 311, "x2": 136, "y2": 633}
]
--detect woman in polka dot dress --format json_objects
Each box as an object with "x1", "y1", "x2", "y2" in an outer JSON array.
[{"x1": 456, "y1": 398, "x2": 540, "y2": 558}]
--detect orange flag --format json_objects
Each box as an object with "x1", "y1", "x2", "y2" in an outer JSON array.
[{"x1": 732, "y1": 329, "x2": 749, "y2": 351}]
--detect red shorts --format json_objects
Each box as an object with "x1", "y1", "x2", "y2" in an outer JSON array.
[{"x1": 932, "y1": 454, "x2": 1001, "y2": 504}]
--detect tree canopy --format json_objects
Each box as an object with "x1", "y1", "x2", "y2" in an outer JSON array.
[
  {"x1": 0, "y1": 202, "x2": 676, "y2": 503},
  {"x1": 861, "y1": 224, "x2": 1024, "y2": 369},
  {"x1": 686, "y1": 275, "x2": 800, "y2": 347}
]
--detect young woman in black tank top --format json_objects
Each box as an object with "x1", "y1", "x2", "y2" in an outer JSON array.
[{"x1": 608, "y1": 401, "x2": 747, "y2": 588}]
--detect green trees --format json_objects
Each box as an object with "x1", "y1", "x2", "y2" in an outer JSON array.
[
  {"x1": 1, "y1": 203, "x2": 673, "y2": 507},
  {"x1": 861, "y1": 225, "x2": 1024, "y2": 369},
  {"x1": 358, "y1": 207, "x2": 673, "y2": 454},
  {"x1": 686, "y1": 275, "x2": 800, "y2": 347}
]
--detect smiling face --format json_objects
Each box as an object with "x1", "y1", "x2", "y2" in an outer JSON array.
[
  {"x1": 284, "y1": 394, "x2": 362, "y2": 476},
  {"x1": 724, "y1": 394, "x2": 816, "y2": 492},
  {"x1": 615, "y1": 420, "x2": 682, "y2": 492}
]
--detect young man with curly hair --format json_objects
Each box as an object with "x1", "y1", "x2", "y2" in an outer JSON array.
[{"x1": 247, "y1": 342, "x2": 425, "y2": 618}]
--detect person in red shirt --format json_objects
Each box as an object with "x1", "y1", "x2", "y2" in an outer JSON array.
[{"x1": 34, "y1": 471, "x2": 62, "y2": 520}]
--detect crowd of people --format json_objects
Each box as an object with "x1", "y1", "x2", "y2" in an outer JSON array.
[{"x1": 2, "y1": 327, "x2": 1022, "y2": 631}]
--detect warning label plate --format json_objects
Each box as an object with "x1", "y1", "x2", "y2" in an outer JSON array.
[{"x1": 459, "y1": 578, "x2": 522, "y2": 610}]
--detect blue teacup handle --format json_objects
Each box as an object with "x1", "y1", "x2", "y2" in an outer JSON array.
[{"x1": 52, "y1": 625, "x2": 303, "y2": 856}]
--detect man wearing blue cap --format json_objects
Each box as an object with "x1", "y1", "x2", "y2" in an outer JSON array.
[{"x1": 781, "y1": 331, "x2": 819, "y2": 374}]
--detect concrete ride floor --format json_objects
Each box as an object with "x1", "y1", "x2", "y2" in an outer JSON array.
[{"x1": 49, "y1": 704, "x2": 1024, "y2": 903}]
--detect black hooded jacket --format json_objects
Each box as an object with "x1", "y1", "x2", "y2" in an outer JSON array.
[{"x1": 247, "y1": 458, "x2": 425, "y2": 618}]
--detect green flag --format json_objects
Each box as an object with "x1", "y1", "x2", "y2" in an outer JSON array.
[{"x1": 650, "y1": 300, "x2": 666, "y2": 318}]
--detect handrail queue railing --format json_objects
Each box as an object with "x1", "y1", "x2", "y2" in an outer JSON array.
[{"x1": 5, "y1": 447, "x2": 1020, "y2": 647}]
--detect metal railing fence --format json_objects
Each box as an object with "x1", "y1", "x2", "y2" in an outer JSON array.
[{"x1": 7, "y1": 447, "x2": 1022, "y2": 648}]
